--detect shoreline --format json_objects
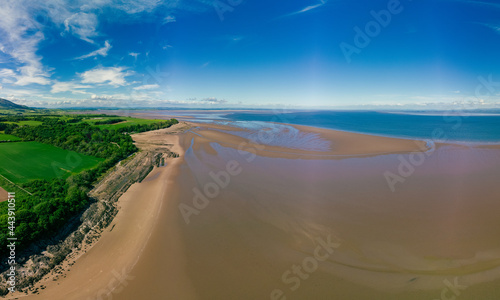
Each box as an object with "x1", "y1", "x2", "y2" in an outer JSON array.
[
  {"x1": 93, "y1": 109, "x2": 500, "y2": 146},
  {"x1": 6, "y1": 120, "x2": 431, "y2": 298},
  {"x1": 4, "y1": 122, "x2": 192, "y2": 299},
  {"x1": 9, "y1": 119, "x2": 500, "y2": 299}
]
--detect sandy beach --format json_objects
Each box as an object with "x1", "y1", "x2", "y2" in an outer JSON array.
[
  {"x1": 16, "y1": 120, "x2": 500, "y2": 300},
  {"x1": 7, "y1": 123, "x2": 196, "y2": 300}
]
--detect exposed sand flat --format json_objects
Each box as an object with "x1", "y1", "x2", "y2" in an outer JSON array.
[
  {"x1": 187, "y1": 122, "x2": 432, "y2": 159},
  {"x1": 15, "y1": 120, "x2": 500, "y2": 300},
  {"x1": 0, "y1": 187, "x2": 8, "y2": 202}
]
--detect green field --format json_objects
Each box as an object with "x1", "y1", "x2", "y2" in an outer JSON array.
[
  {"x1": 83, "y1": 116, "x2": 167, "y2": 130},
  {"x1": 0, "y1": 133, "x2": 21, "y2": 141},
  {"x1": 4, "y1": 120, "x2": 43, "y2": 126},
  {"x1": 0, "y1": 142, "x2": 103, "y2": 184}
]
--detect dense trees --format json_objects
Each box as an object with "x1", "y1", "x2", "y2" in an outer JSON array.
[
  {"x1": 115, "y1": 119, "x2": 179, "y2": 133},
  {"x1": 93, "y1": 118, "x2": 125, "y2": 125},
  {"x1": 0, "y1": 116, "x2": 178, "y2": 257},
  {"x1": 13, "y1": 122, "x2": 138, "y2": 159},
  {"x1": 0, "y1": 123, "x2": 18, "y2": 134}
]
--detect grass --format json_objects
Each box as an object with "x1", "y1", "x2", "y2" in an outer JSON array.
[
  {"x1": 0, "y1": 175, "x2": 25, "y2": 196},
  {"x1": 0, "y1": 142, "x2": 103, "y2": 184},
  {"x1": 82, "y1": 116, "x2": 167, "y2": 130},
  {"x1": 4, "y1": 120, "x2": 43, "y2": 126},
  {"x1": 0, "y1": 133, "x2": 21, "y2": 141}
]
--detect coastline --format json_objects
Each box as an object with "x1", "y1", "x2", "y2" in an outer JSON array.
[
  {"x1": 9, "y1": 119, "x2": 500, "y2": 299},
  {"x1": 4, "y1": 122, "x2": 193, "y2": 299}
]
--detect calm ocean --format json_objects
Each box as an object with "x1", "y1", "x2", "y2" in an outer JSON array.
[{"x1": 221, "y1": 111, "x2": 500, "y2": 143}]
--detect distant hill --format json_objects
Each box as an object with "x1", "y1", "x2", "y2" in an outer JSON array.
[{"x1": 0, "y1": 98, "x2": 30, "y2": 110}]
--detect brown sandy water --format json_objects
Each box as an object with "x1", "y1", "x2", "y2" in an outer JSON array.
[
  {"x1": 160, "y1": 128, "x2": 500, "y2": 300},
  {"x1": 112, "y1": 123, "x2": 500, "y2": 300},
  {"x1": 20, "y1": 122, "x2": 500, "y2": 300}
]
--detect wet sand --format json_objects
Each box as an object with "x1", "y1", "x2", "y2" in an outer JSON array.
[
  {"x1": 17, "y1": 121, "x2": 500, "y2": 299},
  {"x1": 171, "y1": 124, "x2": 500, "y2": 299}
]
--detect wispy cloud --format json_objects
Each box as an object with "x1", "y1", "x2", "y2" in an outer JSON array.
[
  {"x1": 0, "y1": 68, "x2": 17, "y2": 82},
  {"x1": 74, "y1": 40, "x2": 112, "y2": 60},
  {"x1": 133, "y1": 84, "x2": 159, "y2": 90},
  {"x1": 0, "y1": 0, "x2": 51, "y2": 86},
  {"x1": 129, "y1": 52, "x2": 140, "y2": 61},
  {"x1": 0, "y1": 0, "x2": 209, "y2": 93},
  {"x1": 80, "y1": 66, "x2": 133, "y2": 86},
  {"x1": 477, "y1": 23, "x2": 500, "y2": 34},
  {"x1": 280, "y1": 0, "x2": 328, "y2": 18},
  {"x1": 163, "y1": 15, "x2": 176, "y2": 24},
  {"x1": 200, "y1": 97, "x2": 227, "y2": 104},
  {"x1": 64, "y1": 12, "x2": 99, "y2": 44},
  {"x1": 51, "y1": 81, "x2": 91, "y2": 94},
  {"x1": 112, "y1": 0, "x2": 167, "y2": 14}
]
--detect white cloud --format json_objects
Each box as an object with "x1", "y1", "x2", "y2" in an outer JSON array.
[
  {"x1": 0, "y1": 68, "x2": 16, "y2": 79},
  {"x1": 231, "y1": 36, "x2": 244, "y2": 42},
  {"x1": 133, "y1": 84, "x2": 159, "y2": 90},
  {"x1": 129, "y1": 52, "x2": 140, "y2": 60},
  {"x1": 163, "y1": 15, "x2": 176, "y2": 24},
  {"x1": 91, "y1": 94, "x2": 113, "y2": 100},
  {"x1": 113, "y1": 0, "x2": 166, "y2": 14},
  {"x1": 64, "y1": 12, "x2": 99, "y2": 43},
  {"x1": 0, "y1": 0, "x2": 51, "y2": 86},
  {"x1": 80, "y1": 66, "x2": 133, "y2": 86},
  {"x1": 297, "y1": 4, "x2": 323, "y2": 14},
  {"x1": 200, "y1": 97, "x2": 227, "y2": 104},
  {"x1": 51, "y1": 81, "x2": 91, "y2": 93},
  {"x1": 75, "y1": 40, "x2": 112, "y2": 60},
  {"x1": 281, "y1": 0, "x2": 328, "y2": 18},
  {"x1": 478, "y1": 23, "x2": 500, "y2": 34}
]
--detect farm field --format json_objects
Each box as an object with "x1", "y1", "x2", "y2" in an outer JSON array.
[
  {"x1": 83, "y1": 116, "x2": 167, "y2": 130},
  {"x1": 0, "y1": 133, "x2": 21, "y2": 141},
  {"x1": 4, "y1": 120, "x2": 43, "y2": 126},
  {"x1": 0, "y1": 141, "x2": 103, "y2": 184}
]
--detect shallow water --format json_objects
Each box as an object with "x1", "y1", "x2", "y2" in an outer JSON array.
[
  {"x1": 173, "y1": 129, "x2": 500, "y2": 299},
  {"x1": 127, "y1": 109, "x2": 500, "y2": 143}
]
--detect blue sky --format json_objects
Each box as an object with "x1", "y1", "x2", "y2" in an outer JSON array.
[{"x1": 1, "y1": 0, "x2": 500, "y2": 109}]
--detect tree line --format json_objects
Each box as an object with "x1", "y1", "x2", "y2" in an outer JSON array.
[{"x1": 0, "y1": 117, "x2": 178, "y2": 258}]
